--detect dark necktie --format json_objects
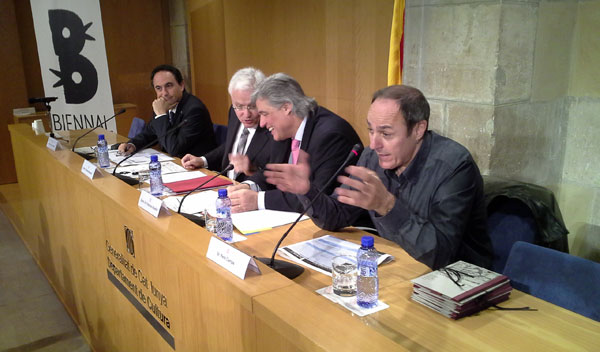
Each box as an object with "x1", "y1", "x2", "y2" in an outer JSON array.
[
  {"x1": 168, "y1": 110, "x2": 175, "y2": 124},
  {"x1": 236, "y1": 128, "x2": 249, "y2": 155}
]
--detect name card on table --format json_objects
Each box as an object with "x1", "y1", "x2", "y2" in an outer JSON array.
[
  {"x1": 206, "y1": 236, "x2": 261, "y2": 279},
  {"x1": 46, "y1": 137, "x2": 61, "y2": 151},
  {"x1": 81, "y1": 159, "x2": 100, "y2": 179},
  {"x1": 138, "y1": 191, "x2": 170, "y2": 218}
]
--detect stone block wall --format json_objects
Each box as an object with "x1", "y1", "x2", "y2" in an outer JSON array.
[{"x1": 404, "y1": 0, "x2": 599, "y2": 260}]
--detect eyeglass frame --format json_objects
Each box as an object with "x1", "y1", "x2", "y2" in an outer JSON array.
[{"x1": 232, "y1": 104, "x2": 257, "y2": 112}]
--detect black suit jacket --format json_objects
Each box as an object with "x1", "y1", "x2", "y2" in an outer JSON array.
[
  {"x1": 204, "y1": 107, "x2": 272, "y2": 181},
  {"x1": 249, "y1": 105, "x2": 362, "y2": 212},
  {"x1": 129, "y1": 90, "x2": 217, "y2": 158}
]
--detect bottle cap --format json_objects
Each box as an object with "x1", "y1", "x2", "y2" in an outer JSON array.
[
  {"x1": 150, "y1": 154, "x2": 158, "y2": 162},
  {"x1": 218, "y1": 188, "x2": 227, "y2": 197},
  {"x1": 361, "y1": 235, "x2": 374, "y2": 248},
  {"x1": 98, "y1": 134, "x2": 105, "y2": 140}
]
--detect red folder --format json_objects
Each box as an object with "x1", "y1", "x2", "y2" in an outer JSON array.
[{"x1": 164, "y1": 176, "x2": 233, "y2": 193}]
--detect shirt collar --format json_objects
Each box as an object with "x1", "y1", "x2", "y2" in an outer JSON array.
[
  {"x1": 385, "y1": 130, "x2": 432, "y2": 183},
  {"x1": 293, "y1": 116, "x2": 308, "y2": 143}
]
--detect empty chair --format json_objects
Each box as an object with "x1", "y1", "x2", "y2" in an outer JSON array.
[
  {"x1": 213, "y1": 124, "x2": 228, "y2": 146},
  {"x1": 503, "y1": 241, "x2": 600, "y2": 321},
  {"x1": 487, "y1": 198, "x2": 537, "y2": 273},
  {"x1": 484, "y1": 176, "x2": 569, "y2": 273},
  {"x1": 128, "y1": 117, "x2": 146, "y2": 139}
]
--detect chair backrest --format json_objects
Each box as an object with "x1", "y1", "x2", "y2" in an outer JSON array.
[
  {"x1": 128, "y1": 117, "x2": 146, "y2": 139},
  {"x1": 503, "y1": 241, "x2": 600, "y2": 321},
  {"x1": 213, "y1": 124, "x2": 228, "y2": 146},
  {"x1": 487, "y1": 197, "x2": 537, "y2": 273}
]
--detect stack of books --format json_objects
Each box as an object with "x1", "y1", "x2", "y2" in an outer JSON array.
[{"x1": 410, "y1": 261, "x2": 512, "y2": 319}]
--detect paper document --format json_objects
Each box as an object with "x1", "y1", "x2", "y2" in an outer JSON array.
[
  {"x1": 278, "y1": 235, "x2": 394, "y2": 276},
  {"x1": 316, "y1": 286, "x2": 389, "y2": 317},
  {"x1": 163, "y1": 192, "x2": 309, "y2": 234},
  {"x1": 230, "y1": 209, "x2": 308, "y2": 234},
  {"x1": 161, "y1": 170, "x2": 207, "y2": 183},
  {"x1": 74, "y1": 146, "x2": 95, "y2": 155},
  {"x1": 109, "y1": 161, "x2": 186, "y2": 178},
  {"x1": 108, "y1": 148, "x2": 174, "y2": 166},
  {"x1": 163, "y1": 190, "x2": 218, "y2": 215}
]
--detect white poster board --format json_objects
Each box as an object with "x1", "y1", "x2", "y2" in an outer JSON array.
[{"x1": 30, "y1": 0, "x2": 116, "y2": 133}]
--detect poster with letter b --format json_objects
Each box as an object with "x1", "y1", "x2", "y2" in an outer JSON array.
[{"x1": 30, "y1": 0, "x2": 116, "y2": 133}]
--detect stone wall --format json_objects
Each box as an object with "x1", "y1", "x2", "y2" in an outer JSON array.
[{"x1": 404, "y1": 0, "x2": 599, "y2": 260}]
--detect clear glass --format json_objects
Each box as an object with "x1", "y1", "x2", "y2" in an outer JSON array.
[
  {"x1": 332, "y1": 255, "x2": 357, "y2": 297},
  {"x1": 204, "y1": 211, "x2": 217, "y2": 233},
  {"x1": 137, "y1": 171, "x2": 150, "y2": 190}
]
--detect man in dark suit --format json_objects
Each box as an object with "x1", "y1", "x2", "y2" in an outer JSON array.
[
  {"x1": 227, "y1": 73, "x2": 362, "y2": 213},
  {"x1": 181, "y1": 67, "x2": 272, "y2": 181},
  {"x1": 118, "y1": 64, "x2": 216, "y2": 158}
]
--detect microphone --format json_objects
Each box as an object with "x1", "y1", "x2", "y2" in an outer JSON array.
[
  {"x1": 29, "y1": 97, "x2": 58, "y2": 104},
  {"x1": 71, "y1": 108, "x2": 127, "y2": 159},
  {"x1": 112, "y1": 119, "x2": 188, "y2": 185},
  {"x1": 177, "y1": 164, "x2": 234, "y2": 226},
  {"x1": 256, "y1": 143, "x2": 364, "y2": 279}
]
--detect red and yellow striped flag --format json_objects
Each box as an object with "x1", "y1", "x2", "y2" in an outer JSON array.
[{"x1": 387, "y1": 0, "x2": 405, "y2": 85}]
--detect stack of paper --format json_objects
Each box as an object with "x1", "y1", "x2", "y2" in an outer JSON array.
[
  {"x1": 410, "y1": 261, "x2": 512, "y2": 319},
  {"x1": 278, "y1": 235, "x2": 394, "y2": 276}
]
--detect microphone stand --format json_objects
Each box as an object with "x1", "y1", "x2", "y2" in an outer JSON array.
[
  {"x1": 112, "y1": 119, "x2": 188, "y2": 185},
  {"x1": 71, "y1": 108, "x2": 127, "y2": 160},
  {"x1": 256, "y1": 144, "x2": 363, "y2": 280},
  {"x1": 177, "y1": 164, "x2": 234, "y2": 226}
]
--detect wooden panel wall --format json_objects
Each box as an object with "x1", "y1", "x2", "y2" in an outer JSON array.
[
  {"x1": 187, "y1": 0, "x2": 394, "y2": 144},
  {"x1": 1, "y1": 0, "x2": 172, "y2": 184},
  {"x1": 0, "y1": 0, "x2": 28, "y2": 184}
]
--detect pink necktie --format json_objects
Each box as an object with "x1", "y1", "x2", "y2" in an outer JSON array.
[{"x1": 291, "y1": 139, "x2": 301, "y2": 164}]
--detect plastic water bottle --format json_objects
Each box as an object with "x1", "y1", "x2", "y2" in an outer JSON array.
[
  {"x1": 149, "y1": 154, "x2": 163, "y2": 196},
  {"x1": 97, "y1": 134, "x2": 110, "y2": 168},
  {"x1": 215, "y1": 189, "x2": 233, "y2": 241},
  {"x1": 357, "y1": 235, "x2": 379, "y2": 308}
]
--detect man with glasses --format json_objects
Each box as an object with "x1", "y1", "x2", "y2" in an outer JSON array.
[
  {"x1": 181, "y1": 67, "x2": 272, "y2": 181},
  {"x1": 119, "y1": 64, "x2": 217, "y2": 158},
  {"x1": 226, "y1": 73, "x2": 362, "y2": 213}
]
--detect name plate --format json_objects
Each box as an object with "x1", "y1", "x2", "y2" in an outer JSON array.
[
  {"x1": 138, "y1": 191, "x2": 169, "y2": 218},
  {"x1": 81, "y1": 159, "x2": 99, "y2": 179},
  {"x1": 206, "y1": 236, "x2": 261, "y2": 279},
  {"x1": 46, "y1": 137, "x2": 61, "y2": 151}
]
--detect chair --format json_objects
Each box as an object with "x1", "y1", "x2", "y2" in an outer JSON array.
[
  {"x1": 127, "y1": 117, "x2": 146, "y2": 139},
  {"x1": 213, "y1": 124, "x2": 228, "y2": 146},
  {"x1": 503, "y1": 241, "x2": 600, "y2": 321},
  {"x1": 484, "y1": 176, "x2": 569, "y2": 273},
  {"x1": 487, "y1": 198, "x2": 537, "y2": 273}
]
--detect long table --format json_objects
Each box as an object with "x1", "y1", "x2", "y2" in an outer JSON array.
[{"x1": 7, "y1": 124, "x2": 599, "y2": 351}]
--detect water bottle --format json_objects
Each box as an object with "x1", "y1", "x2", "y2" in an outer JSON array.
[
  {"x1": 357, "y1": 235, "x2": 379, "y2": 308},
  {"x1": 149, "y1": 154, "x2": 163, "y2": 196},
  {"x1": 96, "y1": 134, "x2": 110, "y2": 168},
  {"x1": 215, "y1": 189, "x2": 233, "y2": 241}
]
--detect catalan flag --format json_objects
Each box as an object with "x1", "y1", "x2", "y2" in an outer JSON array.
[{"x1": 387, "y1": 0, "x2": 405, "y2": 85}]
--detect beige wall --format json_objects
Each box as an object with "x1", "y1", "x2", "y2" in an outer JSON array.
[
  {"x1": 187, "y1": 0, "x2": 394, "y2": 145},
  {"x1": 557, "y1": 1, "x2": 600, "y2": 261},
  {"x1": 405, "y1": 0, "x2": 599, "y2": 261}
]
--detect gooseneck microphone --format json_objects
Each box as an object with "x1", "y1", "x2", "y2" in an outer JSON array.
[
  {"x1": 71, "y1": 108, "x2": 127, "y2": 159},
  {"x1": 176, "y1": 164, "x2": 235, "y2": 226},
  {"x1": 256, "y1": 143, "x2": 364, "y2": 280},
  {"x1": 111, "y1": 119, "x2": 188, "y2": 185}
]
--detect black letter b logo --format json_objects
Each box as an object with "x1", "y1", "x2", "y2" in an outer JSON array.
[{"x1": 48, "y1": 9, "x2": 98, "y2": 104}]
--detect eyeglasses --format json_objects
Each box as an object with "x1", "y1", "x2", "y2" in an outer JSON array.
[
  {"x1": 232, "y1": 104, "x2": 257, "y2": 111},
  {"x1": 441, "y1": 267, "x2": 474, "y2": 288}
]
